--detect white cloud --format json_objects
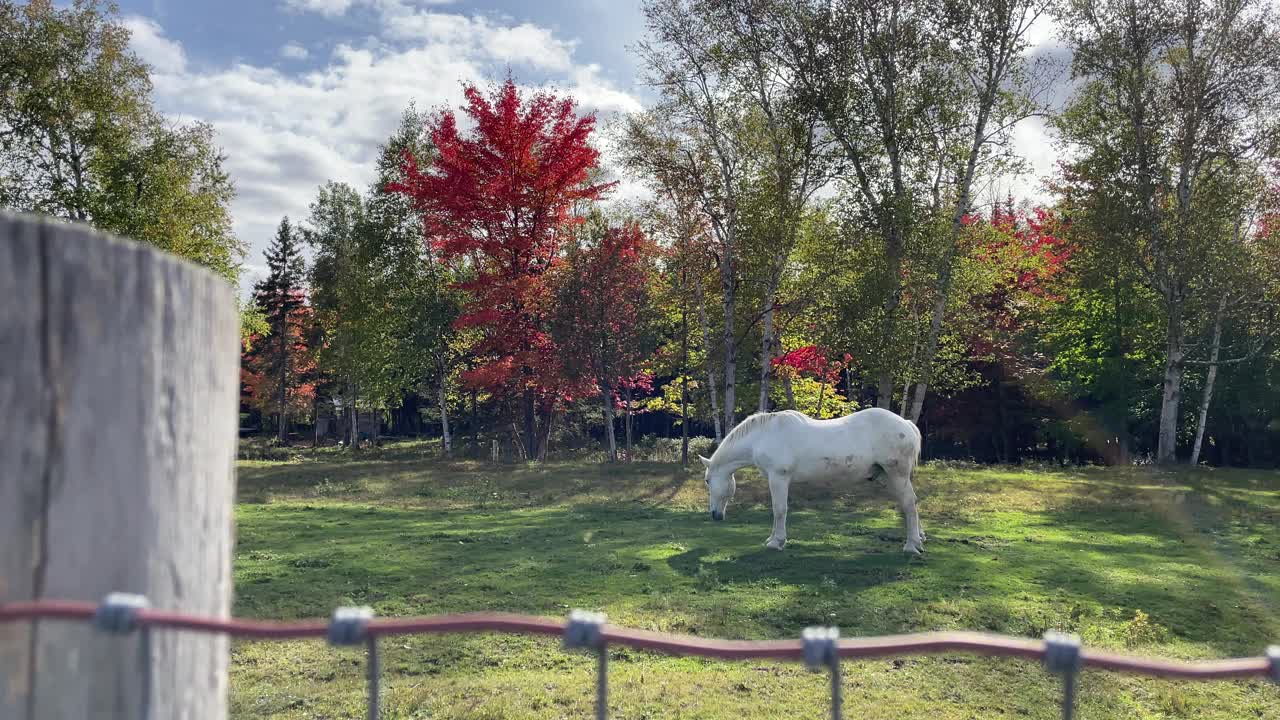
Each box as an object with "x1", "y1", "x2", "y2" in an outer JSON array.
[
  {"x1": 562, "y1": 64, "x2": 643, "y2": 115},
  {"x1": 282, "y1": 0, "x2": 356, "y2": 17},
  {"x1": 123, "y1": 16, "x2": 186, "y2": 73},
  {"x1": 970, "y1": 11, "x2": 1070, "y2": 207},
  {"x1": 1004, "y1": 116, "x2": 1058, "y2": 204},
  {"x1": 240, "y1": 263, "x2": 269, "y2": 297},
  {"x1": 280, "y1": 42, "x2": 310, "y2": 60},
  {"x1": 283, "y1": 0, "x2": 456, "y2": 17},
  {"x1": 376, "y1": 8, "x2": 578, "y2": 72},
  {"x1": 134, "y1": 9, "x2": 641, "y2": 292},
  {"x1": 1024, "y1": 11, "x2": 1063, "y2": 52},
  {"x1": 484, "y1": 23, "x2": 576, "y2": 71}
]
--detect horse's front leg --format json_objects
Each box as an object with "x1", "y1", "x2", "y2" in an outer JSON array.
[{"x1": 765, "y1": 473, "x2": 790, "y2": 551}]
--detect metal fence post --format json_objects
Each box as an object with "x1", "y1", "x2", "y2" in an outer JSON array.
[
  {"x1": 1044, "y1": 631, "x2": 1082, "y2": 720},
  {"x1": 93, "y1": 593, "x2": 152, "y2": 720},
  {"x1": 564, "y1": 610, "x2": 608, "y2": 720},
  {"x1": 803, "y1": 626, "x2": 841, "y2": 720},
  {"x1": 10, "y1": 599, "x2": 1280, "y2": 719},
  {"x1": 329, "y1": 606, "x2": 379, "y2": 720}
]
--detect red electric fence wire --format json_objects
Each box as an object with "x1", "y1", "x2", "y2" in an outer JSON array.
[{"x1": 2, "y1": 599, "x2": 1275, "y2": 680}]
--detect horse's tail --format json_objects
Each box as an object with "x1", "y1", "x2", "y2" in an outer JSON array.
[{"x1": 910, "y1": 418, "x2": 922, "y2": 473}]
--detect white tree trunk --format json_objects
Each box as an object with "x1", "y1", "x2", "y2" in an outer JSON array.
[
  {"x1": 0, "y1": 213, "x2": 238, "y2": 719},
  {"x1": 277, "y1": 316, "x2": 289, "y2": 443},
  {"x1": 349, "y1": 401, "x2": 358, "y2": 447},
  {"x1": 438, "y1": 360, "x2": 452, "y2": 459},
  {"x1": 681, "y1": 298, "x2": 690, "y2": 465},
  {"x1": 1157, "y1": 304, "x2": 1186, "y2": 464},
  {"x1": 758, "y1": 287, "x2": 777, "y2": 413},
  {"x1": 602, "y1": 383, "x2": 618, "y2": 462},
  {"x1": 1190, "y1": 297, "x2": 1226, "y2": 466},
  {"x1": 901, "y1": 301, "x2": 926, "y2": 422},
  {"x1": 693, "y1": 273, "x2": 723, "y2": 441},
  {"x1": 624, "y1": 386, "x2": 635, "y2": 458},
  {"x1": 537, "y1": 408, "x2": 555, "y2": 462},
  {"x1": 1158, "y1": 359, "x2": 1184, "y2": 464},
  {"x1": 721, "y1": 268, "x2": 738, "y2": 431},
  {"x1": 876, "y1": 225, "x2": 904, "y2": 409},
  {"x1": 909, "y1": 285, "x2": 949, "y2": 424},
  {"x1": 909, "y1": 50, "x2": 1006, "y2": 425}
]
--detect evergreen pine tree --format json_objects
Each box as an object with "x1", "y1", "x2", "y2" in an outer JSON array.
[{"x1": 253, "y1": 217, "x2": 307, "y2": 442}]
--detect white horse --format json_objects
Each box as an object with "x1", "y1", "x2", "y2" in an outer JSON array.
[{"x1": 700, "y1": 407, "x2": 926, "y2": 554}]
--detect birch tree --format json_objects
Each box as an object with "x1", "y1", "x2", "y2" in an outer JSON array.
[
  {"x1": 772, "y1": 0, "x2": 962, "y2": 408},
  {"x1": 633, "y1": 1, "x2": 754, "y2": 430},
  {"x1": 906, "y1": 0, "x2": 1051, "y2": 424},
  {"x1": 702, "y1": 0, "x2": 835, "y2": 412},
  {"x1": 1055, "y1": 0, "x2": 1280, "y2": 462}
]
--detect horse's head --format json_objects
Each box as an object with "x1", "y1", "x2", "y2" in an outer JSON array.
[{"x1": 699, "y1": 455, "x2": 735, "y2": 521}]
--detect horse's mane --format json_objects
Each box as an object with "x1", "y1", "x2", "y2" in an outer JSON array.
[{"x1": 713, "y1": 410, "x2": 806, "y2": 461}]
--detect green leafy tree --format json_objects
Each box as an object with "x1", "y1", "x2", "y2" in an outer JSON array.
[
  {"x1": 0, "y1": 0, "x2": 150, "y2": 219},
  {"x1": 304, "y1": 107, "x2": 463, "y2": 451},
  {"x1": 369, "y1": 104, "x2": 463, "y2": 456},
  {"x1": 91, "y1": 120, "x2": 240, "y2": 282},
  {"x1": 0, "y1": 0, "x2": 242, "y2": 282},
  {"x1": 631, "y1": 1, "x2": 757, "y2": 433},
  {"x1": 305, "y1": 182, "x2": 379, "y2": 445},
  {"x1": 1054, "y1": 0, "x2": 1280, "y2": 462},
  {"x1": 767, "y1": 0, "x2": 964, "y2": 407}
]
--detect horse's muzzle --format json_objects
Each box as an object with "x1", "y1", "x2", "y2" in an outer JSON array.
[{"x1": 710, "y1": 510, "x2": 723, "y2": 522}]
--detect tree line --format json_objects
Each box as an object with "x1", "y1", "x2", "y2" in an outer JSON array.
[{"x1": 4, "y1": 0, "x2": 1279, "y2": 466}]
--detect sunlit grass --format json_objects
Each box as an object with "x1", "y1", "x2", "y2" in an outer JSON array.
[{"x1": 230, "y1": 440, "x2": 1280, "y2": 719}]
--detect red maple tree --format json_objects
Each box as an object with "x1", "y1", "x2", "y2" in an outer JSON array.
[
  {"x1": 771, "y1": 345, "x2": 849, "y2": 416},
  {"x1": 389, "y1": 78, "x2": 614, "y2": 459},
  {"x1": 772, "y1": 345, "x2": 845, "y2": 385},
  {"x1": 964, "y1": 204, "x2": 1073, "y2": 360},
  {"x1": 241, "y1": 294, "x2": 318, "y2": 427},
  {"x1": 552, "y1": 222, "x2": 660, "y2": 460}
]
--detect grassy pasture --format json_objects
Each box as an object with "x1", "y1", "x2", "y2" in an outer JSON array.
[{"x1": 231, "y1": 441, "x2": 1280, "y2": 719}]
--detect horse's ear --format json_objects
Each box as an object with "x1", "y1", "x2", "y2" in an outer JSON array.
[{"x1": 698, "y1": 455, "x2": 712, "y2": 468}]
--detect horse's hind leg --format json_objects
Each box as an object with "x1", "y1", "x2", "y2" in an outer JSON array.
[
  {"x1": 765, "y1": 472, "x2": 790, "y2": 550},
  {"x1": 911, "y1": 462, "x2": 925, "y2": 543},
  {"x1": 887, "y1": 466, "x2": 924, "y2": 554}
]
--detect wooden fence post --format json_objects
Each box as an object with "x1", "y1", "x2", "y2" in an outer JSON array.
[{"x1": 0, "y1": 213, "x2": 239, "y2": 719}]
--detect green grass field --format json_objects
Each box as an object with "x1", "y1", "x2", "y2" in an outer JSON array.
[{"x1": 231, "y1": 441, "x2": 1280, "y2": 719}]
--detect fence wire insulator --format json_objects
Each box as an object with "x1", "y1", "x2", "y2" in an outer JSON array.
[
  {"x1": 94, "y1": 593, "x2": 149, "y2": 633},
  {"x1": 328, "y1": 606, "x2": 380, "y2": 720},
  {"x1": 1044, "y1": 631, "x2": 1082, "y2": 720},
  {"x1": 94, "y1": 593, "x2": 152, "y2": 720},
  {"x1": 564, "y1": 610, "x2": 608, "y2": 720},
  {"x1": 1268, "y1": 646, "x2": 1279, "y2": 683},
  {"x1": 328, "y1": 606, "x2": 374, "y2": 646},
  {"x1": 802, "y1": 626, "x2": 842, "y2": 720}
]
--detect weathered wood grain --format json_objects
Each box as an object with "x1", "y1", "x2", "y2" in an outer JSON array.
[{"x1": 0, "y1": 213, "x2": 238, "y2": 719}]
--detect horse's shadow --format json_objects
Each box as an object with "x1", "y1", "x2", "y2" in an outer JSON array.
[{"x1": 667, "y1": 541, "x2": 912, "y2": 590}]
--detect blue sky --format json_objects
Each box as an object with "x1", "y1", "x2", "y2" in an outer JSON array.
[
  {"x1": 125, "y1": 0, "x2": 648, "y2": 91},
  {"x1": 115, "y1": 0, "x2": 654, "y2": 291},
  {"x1": 113, "y1": 0, "x2": 1062, "y2": 293}
]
